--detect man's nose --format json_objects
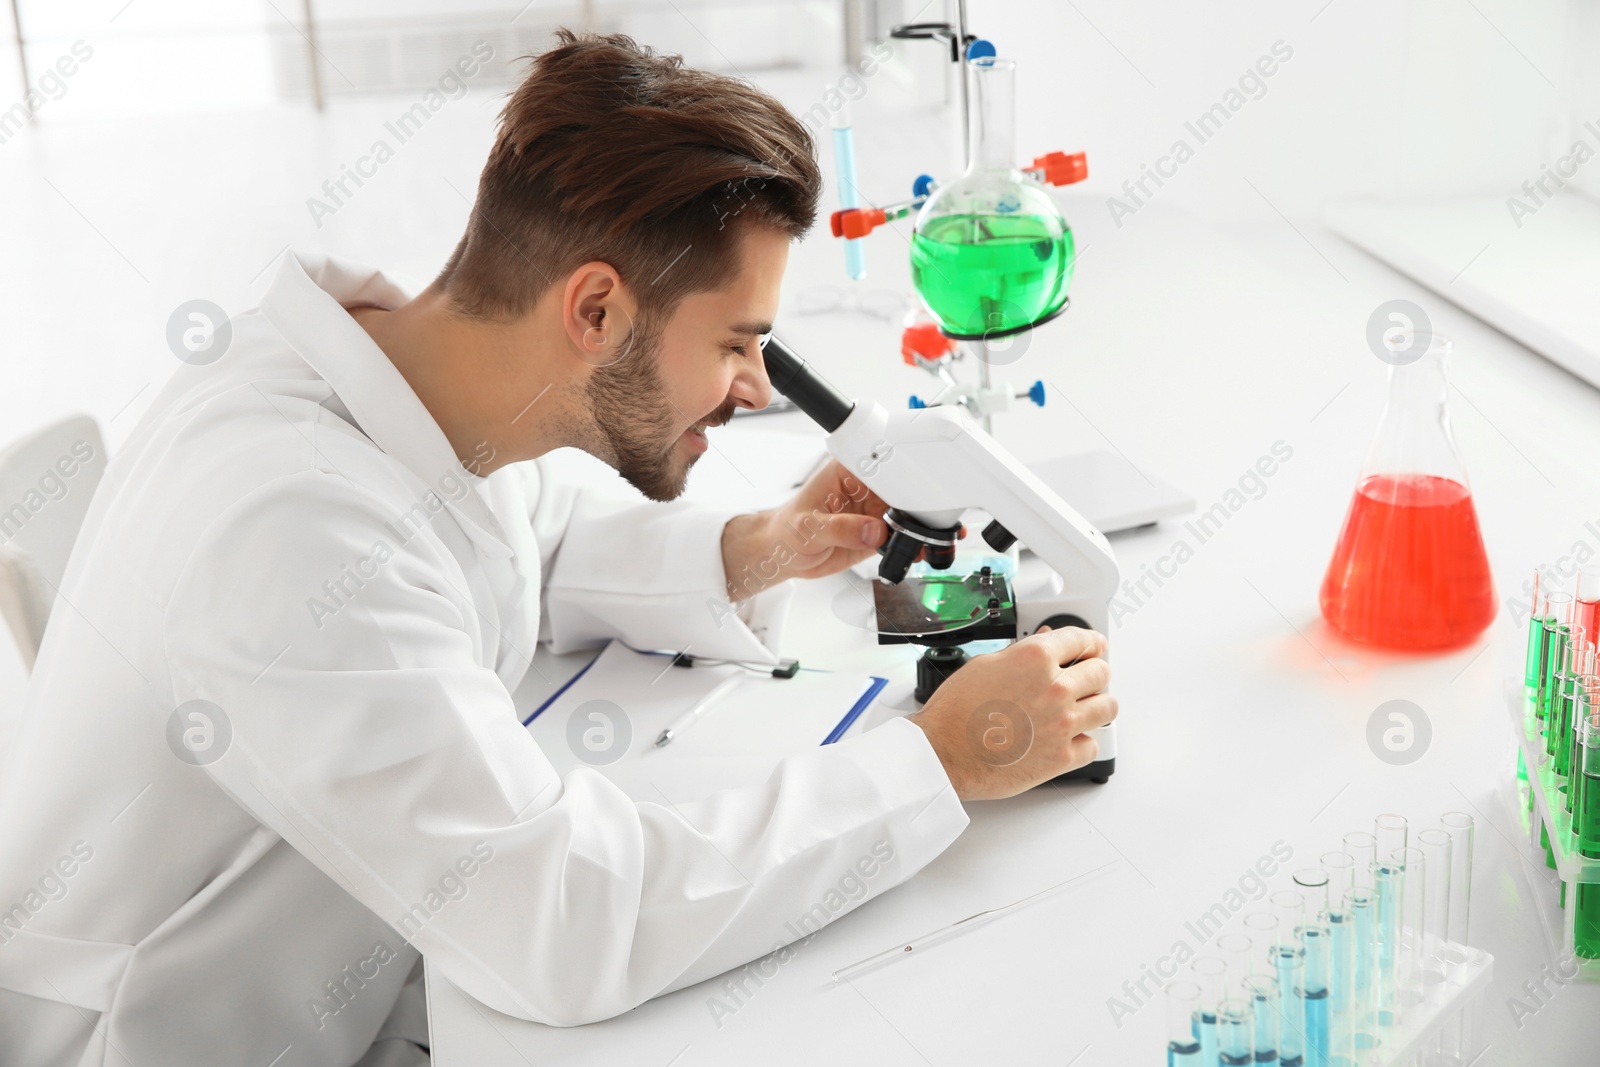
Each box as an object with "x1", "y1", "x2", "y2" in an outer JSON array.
[{"x1": 733, "y1": 346, "x2": 774, "y2": 410}]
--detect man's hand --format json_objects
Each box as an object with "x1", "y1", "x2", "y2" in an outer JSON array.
[
  {"x1": 907, "y1": 626, "x2": 1116, "y2": 801},
  {"x1": 721, "y1": 460, "x2": 889, "y2": 603}
]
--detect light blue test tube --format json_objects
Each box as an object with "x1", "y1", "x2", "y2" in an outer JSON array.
[
  {"x1": 1343, "y1": 886, "x2": 1378, "y2": 1055},
  {"x1": 1274, "y1": 941, "x2": 1306, "y2": 1067},
  {"x1": 1217, "y1": 997, "x2": 1254, "y2": 1066},
  {"x1": 1298, "y1": 923, "x2": 1331, "y2": 1067},
  {"x1": 831, "y1": 102, "x2": 866, "y2": 281},
  {"x1": 1373, "y1": 859, "x2": 1404, "y2": 1029}
]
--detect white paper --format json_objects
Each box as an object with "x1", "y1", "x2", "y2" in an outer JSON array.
[{"x1": 525, "y1": 641, "x2": 884, "y2": 804}]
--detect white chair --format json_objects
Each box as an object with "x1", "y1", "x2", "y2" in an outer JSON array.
[{"x1": 0, "y1": 415, "x2": 107, "y2": 670}]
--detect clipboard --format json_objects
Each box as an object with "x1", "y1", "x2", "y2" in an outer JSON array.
[{"x1": 522, "y1": 641, "x2": 888, "y2": 802}]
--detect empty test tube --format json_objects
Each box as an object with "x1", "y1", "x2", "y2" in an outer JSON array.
[
  {"x1": 1215, "y1": 933, "x2": 1254, "y2": 985},
  {"x1": 1440, "y1": 812, "x2": 1474, "y2": 952},
  {"x1": 1343, "y1": 832, "x2": 1377, "y2": 889},
  {"x1": 1271, "y1": 889, "x2": 1305, "y2": 943},
  {"x1": 1293, "y1": 868, "x2": 1330, "y2": 914},
  {"x1": 1391, "y1": 846, "x2": 1427, "y2": 1006},
  {"x1": 1217, "y1": 997, "x2": 1255, "y2": 1066},
  {"x1": 1191, "y1": 955, "x2": 1227, "y2": 1066},
  {"x1": 1373, "y1": 814, "x2": 1407, "y2": 866},
  {"x1": 1416, "y1": 829, "x2": 1453, "y2": 987},
  {"x1": 1164, "y1": 981, "x2": 1203, "y2": 1066},
  {"x1": 1242, "y1": 973, "x2": 1278, "y2": 1065}
]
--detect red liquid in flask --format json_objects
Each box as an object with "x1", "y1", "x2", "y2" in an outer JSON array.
[{"x1": 1319, "y1": 473, "x2": 1495, "y2": 650}]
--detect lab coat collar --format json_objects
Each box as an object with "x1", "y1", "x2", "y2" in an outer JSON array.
[{"x1": 259, "y1": 251, "x2": 513, "y2": 559}]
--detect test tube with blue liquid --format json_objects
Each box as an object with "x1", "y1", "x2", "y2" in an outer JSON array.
[
  {"x1": 830, "y1": 102, "x2": 867, "y2": 281},
  {"x1": 1164, "y1": 981, "x2": 1203, "y2": 1066},
  {"x1": 1341, "y1": 884, "x2": 1378, "y2": 1056},
  {"x1": 1242, "y1": 973, "x2": 1278, "y2": 1065},
  {"x1": 1272, "y1": 939, "x2": 1306, "y2": 1067},
  {"x1": 1190, "y1": 956, "x2": 1227, "y2": 1066},
  {"x1": 1371, "y1": 857, "x2": 1404, "y2": 1028},
  {"x1": 1218, "y1": 997, "x2": 1255, "y2": 1066},
  {"x1": 1318, "y1": 852, "x2": 1357, "y2": 1066},
  {"x1": 1297, "y1": 921, "x2": 1331, "y2": 1067}
]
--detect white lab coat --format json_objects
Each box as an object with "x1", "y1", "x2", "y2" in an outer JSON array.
[{"x1": 0, "y1": 253, "x2": 968, "y2": 1066}]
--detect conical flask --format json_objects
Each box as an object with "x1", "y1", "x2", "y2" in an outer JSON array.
[
  {"x1": 1320, "y1": 332, "x2": 1495, "y2": 650},
  {"x1": 909, "y1": 56, "x2": 1073, "y2": 340}
]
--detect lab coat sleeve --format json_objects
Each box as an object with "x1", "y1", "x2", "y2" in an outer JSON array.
[
  {"x1": 521, "y1": 457, "x2": 794, "y2": 662},
  {"x1": 162, "y1": 470, "x2": 968, "y2": 1027}
]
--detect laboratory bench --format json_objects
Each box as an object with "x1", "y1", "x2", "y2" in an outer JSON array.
[{"x1": 425, "y1": 193, "x2": 1600, "y2": 1064}]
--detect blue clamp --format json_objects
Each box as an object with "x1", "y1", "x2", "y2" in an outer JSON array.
[
  {"x1": 1027, "y1": 380, "x2": 1046, "y2": 407},
  {"x1": 912, "y1": 173, "x2": 935, "y2": 200},
  {"x1": 966, "y1": 39, "x2": 996, "y2": 62},
  {"x1": 908, "y1": 396, "x2": 927, "y2": 409}
]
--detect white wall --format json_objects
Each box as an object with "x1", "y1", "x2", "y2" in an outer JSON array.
[{"x1": 962, "y1": 0, "x2": 1579, "y2": 224}]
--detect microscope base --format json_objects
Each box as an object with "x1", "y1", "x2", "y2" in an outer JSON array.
[{"x1": 1052, "y1": 757, "x2": 1114, "y2": 785}]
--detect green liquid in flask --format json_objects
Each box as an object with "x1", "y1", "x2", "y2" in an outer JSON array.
[{"x1": 910, "y1": 213, "x2": 1073, "y2": 337}]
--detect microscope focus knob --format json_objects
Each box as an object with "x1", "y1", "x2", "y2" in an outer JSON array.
[{"x1": 981, "y1": 519, "x2": 1017, "y2": 553}]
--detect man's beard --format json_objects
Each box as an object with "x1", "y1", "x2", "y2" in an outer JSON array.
[{"x1": 584, "y1": 318, "x2": 735, "y2": 502}]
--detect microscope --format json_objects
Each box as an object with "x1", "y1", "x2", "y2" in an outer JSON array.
[{"x1": 761, "y1": 335, "x2": 1121, "y2": 783}]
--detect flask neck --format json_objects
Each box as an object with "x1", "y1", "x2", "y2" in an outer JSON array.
[
  {"x1": 1364, "y1": 338, "x2": 1467, "y2": 485},
  {"x1": 967, "y1": 57, "x2": 1017, "y2": 173}
]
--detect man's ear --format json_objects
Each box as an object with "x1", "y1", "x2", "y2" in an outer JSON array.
[{"x1": 562, "y1": 262, "x2": 638, "y2": 370}]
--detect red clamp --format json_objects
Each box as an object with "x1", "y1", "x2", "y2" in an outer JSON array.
[
  {"x1": 901, "y1": 322, "x2": 955, "y2": 366},
  {"x1": 1031, "y1": 151, "x2": 1088, "y2": 186},
  {"x1": 830, "y1": 207, "x2": 888, "y2": 240}
]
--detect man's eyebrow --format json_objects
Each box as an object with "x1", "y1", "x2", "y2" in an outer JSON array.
[{"x1": 727, "y1": 321, "x2": 772, "y2": 337}]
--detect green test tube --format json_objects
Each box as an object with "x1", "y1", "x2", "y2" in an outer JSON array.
[
  {"x1": 1542, "y1": 593, "x2": 1573, "y2": 725},
  {"x1": 1582, "y1": 716, "x2": 1600, "y2": 861},
  {"x1": 1526, "y1": 571, "x2": 1549, "y2": 700},
  {"x1": 1577, "y1": 884, "x2": 1600, "y2": 960}
]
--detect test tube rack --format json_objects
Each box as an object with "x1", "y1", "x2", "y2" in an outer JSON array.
[
  {"x1": 1503, "y1": 674, "x2": 1600, "y2": 979},
  {"x1": 1363, "y1": 944, "x2": 1493, "y2": 1067},
  {"x1": 1163, "y1": 811, "x2": 1491, "y2": 1067}
]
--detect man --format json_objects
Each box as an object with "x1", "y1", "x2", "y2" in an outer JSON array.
[{"x1": 0, "y1": 30, "x2": 1115, "y2": 1066}]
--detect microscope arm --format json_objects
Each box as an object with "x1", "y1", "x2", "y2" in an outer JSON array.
[{"x1": 761, "y1": 336, "x2": 1121, "y2": 633}]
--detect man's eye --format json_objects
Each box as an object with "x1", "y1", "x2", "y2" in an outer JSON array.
[{"x1": 725, "y1": 343, "x2": 747, "y2": 357}]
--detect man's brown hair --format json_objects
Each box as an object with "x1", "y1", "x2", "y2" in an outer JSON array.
[{"x1": 437, "y1": 29, "x2": 821, "y2": 323}]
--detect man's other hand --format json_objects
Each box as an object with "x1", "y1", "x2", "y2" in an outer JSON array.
[{"x1": 721, "y1": 460, "x2": 888, "y2": 602}]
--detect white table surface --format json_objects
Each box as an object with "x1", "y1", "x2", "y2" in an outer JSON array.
[{"x1": 424, "y1": 178, "x2": 1600, "y2": 1064}]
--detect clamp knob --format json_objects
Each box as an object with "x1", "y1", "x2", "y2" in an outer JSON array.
[
  {"x1": 1031, "y1": 151, "x2": 1088, "y2": 186},
  {"x1": 1026, "y1": 380, "x2": 1046, "y2": 407},
  {"x1": 908, "y1": 396, "x2": 927, "y2": 409},
  {"x1": 830, "y1": 206, "x2": 888, "y2": 239},
  {"x1": 901, "y1": 321, "x2": 955, "y2": 365},
  {"x1": 912, "y1": 173, "x2": 935, "y2": 199},
  {"x1": 965, "y1": 39, "x2": 996, "y2": 61}
]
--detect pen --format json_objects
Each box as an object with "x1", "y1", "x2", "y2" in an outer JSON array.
[{"x1": 654, "y1": 676, "x2": 743, "y2": 748}]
